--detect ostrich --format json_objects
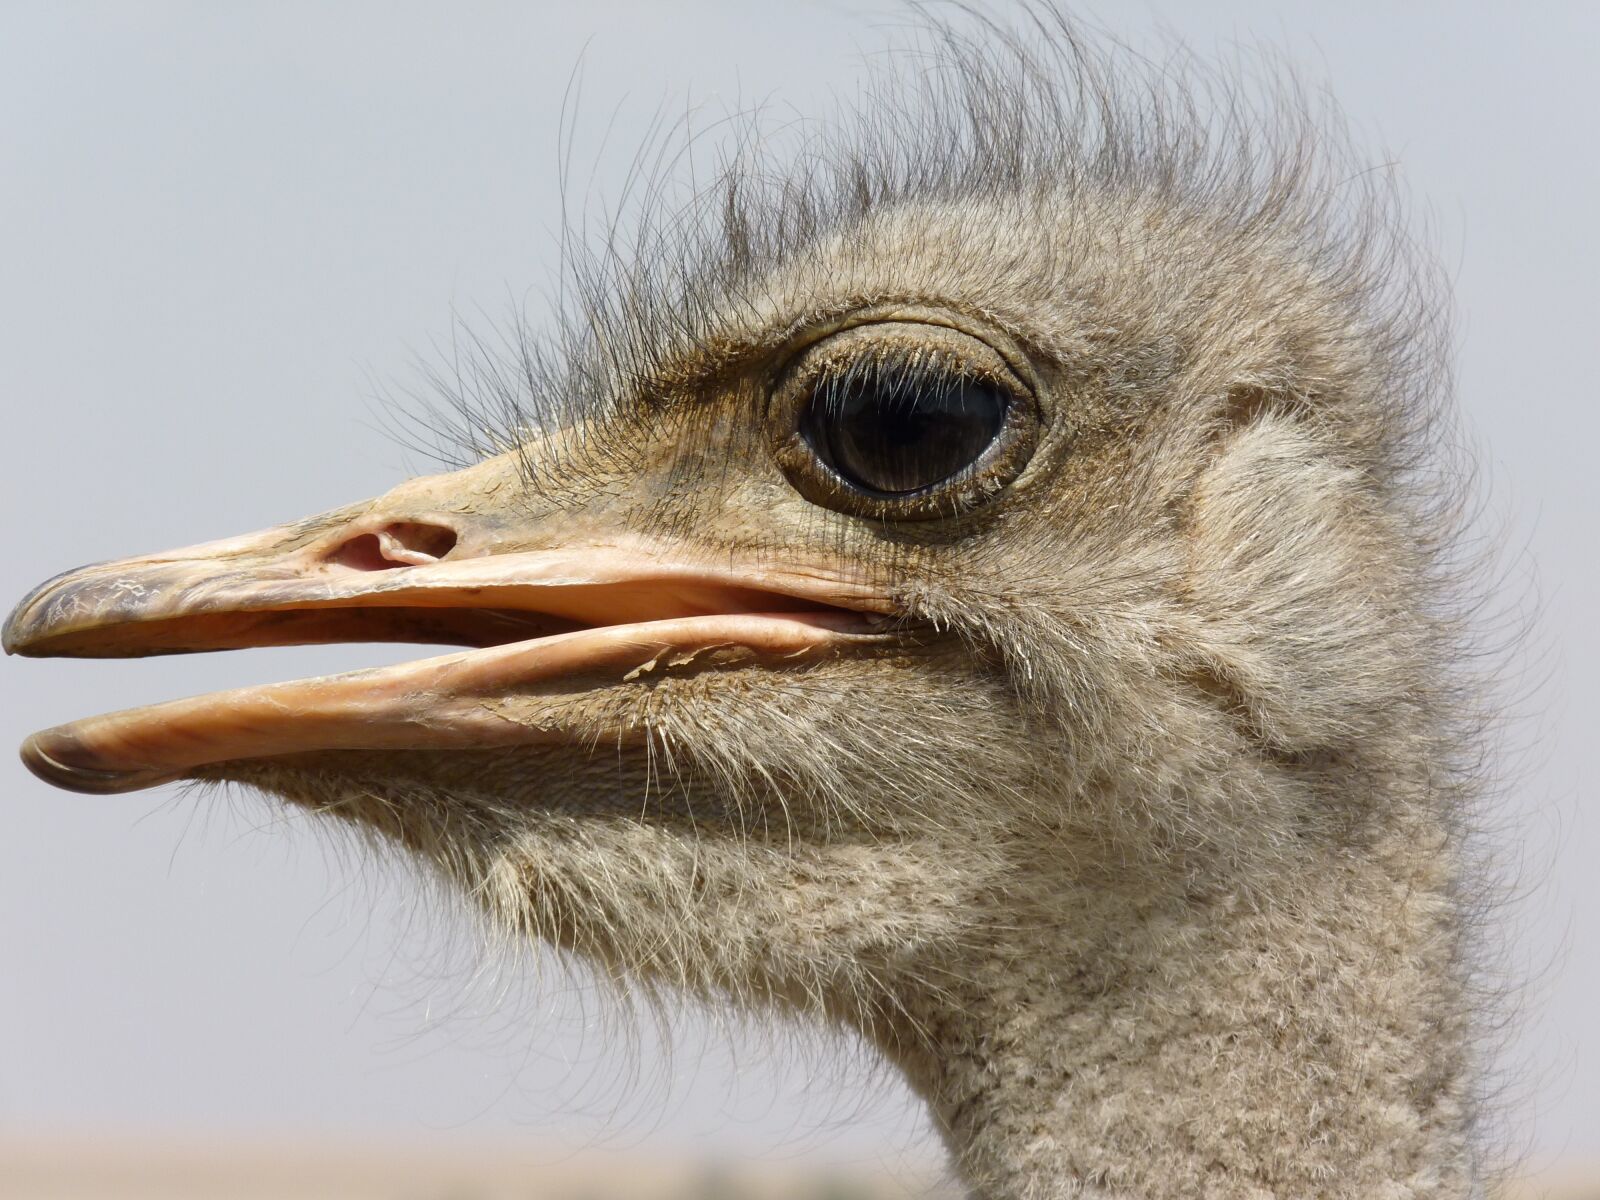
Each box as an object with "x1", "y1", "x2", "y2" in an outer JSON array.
[{"x1": 4, "y1": 12, "x2": 1495, "y2": 1199}]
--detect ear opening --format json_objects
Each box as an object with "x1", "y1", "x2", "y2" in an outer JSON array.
[{"x1": 1221, "y1": 384, "x2": 1277, "y2": 431}]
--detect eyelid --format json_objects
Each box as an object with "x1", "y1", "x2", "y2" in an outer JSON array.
[
  {"x1": 766, "y1": 303, "x2": 1042, "y2": 388},
  {"x1": 776, "y1": 319, "x2": 1031, "y2": 401},
  {"x1": 803, "y1": 349, "x2": 1011, "y2": 408}
]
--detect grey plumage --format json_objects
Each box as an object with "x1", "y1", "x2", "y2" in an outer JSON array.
[{"x1": 6, "y1": 8, "x2": 1505, "y2": 1197}]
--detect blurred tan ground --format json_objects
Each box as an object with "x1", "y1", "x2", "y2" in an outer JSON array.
[
  {"x1": 0, "y1": 1133, "x2": 955, "y2": 1200},
  {"x1": 0, "y1": 1134, "x2": 1593, "y2": 1199}
]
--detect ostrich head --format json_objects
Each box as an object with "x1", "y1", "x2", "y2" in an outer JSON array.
[{"x1": 5, "y1": 14, "x2": 1487, "y2": 1199}]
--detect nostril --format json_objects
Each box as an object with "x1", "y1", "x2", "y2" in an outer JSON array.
[
  {"x1": 328, "y1": 521, "x2": 459, "y2": 572},
  {"x1": 384, "y1": 521, "x2": 458, "y2": 560}
]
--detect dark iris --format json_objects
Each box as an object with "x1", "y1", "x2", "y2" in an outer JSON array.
[{"x1": 801, "y1": 367, "x2": 1009, "y2": 496}]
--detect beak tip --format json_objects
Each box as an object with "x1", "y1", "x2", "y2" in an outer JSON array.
[
  {"x1": 3, "y1": 597, "x2": 37, "y2": 657},
  {"x1": 5, "y1": 561, "x2": 105, "y2": 657},
  {"x1": 19, "y1": 730, "x2": 168, "y2": 795}
]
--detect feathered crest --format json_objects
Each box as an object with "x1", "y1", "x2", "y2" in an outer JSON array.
[{"x1": 387, "y1": 2, "x2": 1445, "y2": 494}]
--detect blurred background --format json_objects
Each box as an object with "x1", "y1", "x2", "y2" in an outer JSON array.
[{"x1": 1, "y1": 2, "x2": 1594, "y2": 1197}]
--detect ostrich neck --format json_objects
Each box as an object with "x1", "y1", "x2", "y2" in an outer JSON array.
[{"x1": 879, "y1": 809, "x2": 1477, "y2": 1200}]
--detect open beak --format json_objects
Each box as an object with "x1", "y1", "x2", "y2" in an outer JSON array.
[{"x1": 4, "y1": 464, "x2": 889, "y2": 795}]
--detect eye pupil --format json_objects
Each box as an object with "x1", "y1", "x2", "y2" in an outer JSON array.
[{"x1": 803, "y1": 371, "x2": 1009, "y2": 496}]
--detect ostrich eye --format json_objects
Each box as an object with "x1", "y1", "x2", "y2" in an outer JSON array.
[
  {"x1": 800, "y1": 369, "x2": 1009, "y2": 496},
  {"x1": 772, "y1": 319, "x2": 1041, "y2": 522}
]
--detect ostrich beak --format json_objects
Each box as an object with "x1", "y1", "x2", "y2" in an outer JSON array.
[{"x1": 4, "y1": 459, "x2": 889, "y2": 795}]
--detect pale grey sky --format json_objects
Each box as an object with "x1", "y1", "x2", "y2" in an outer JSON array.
[{"x1": 1, "y1": 0, "x2": 1595, "y2": 1177}]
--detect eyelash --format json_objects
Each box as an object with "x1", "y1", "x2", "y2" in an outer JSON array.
[{"x1": 803, "y1": 346, "x2": 998, "y2": 405}]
